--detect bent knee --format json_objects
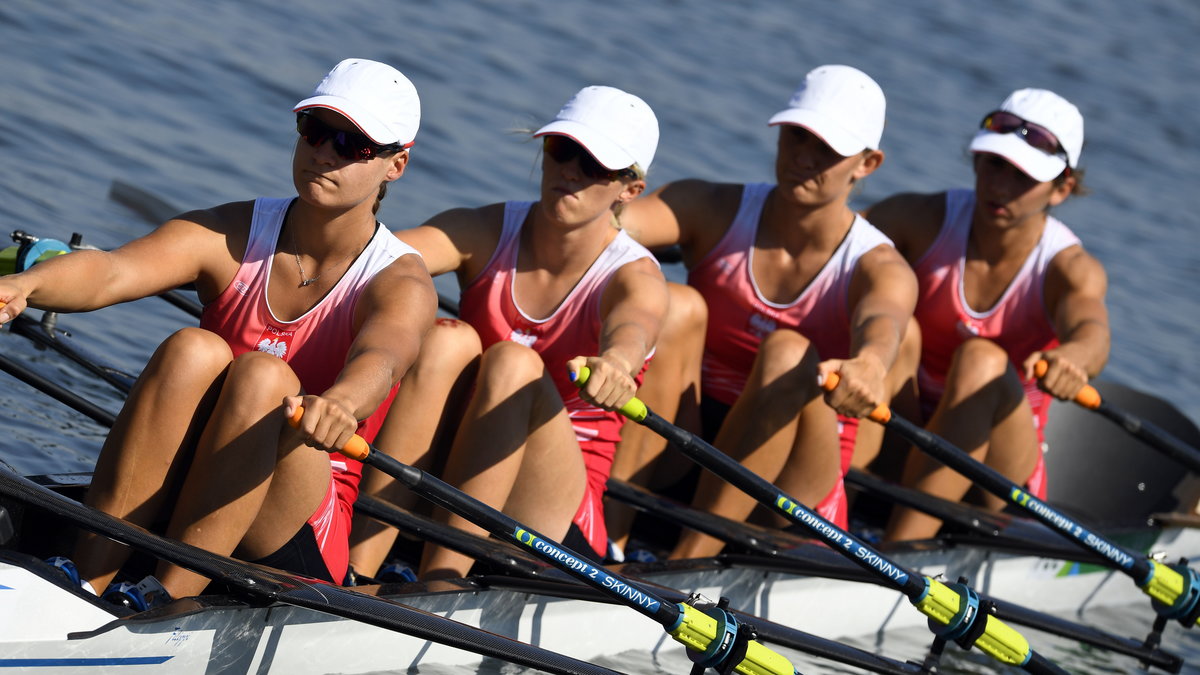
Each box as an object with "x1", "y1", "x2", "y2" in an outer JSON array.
[
  {"x1": 951, "y1": 338, "x2": 1012, "y2": 376},
  {"x1": 228, "y1": 350, "x2": 300, "y2": 392},
  {"x1": 155, "y1": 327, "x2": 234, "y2": 372},
  {"x1": 665, "y1": 283, "x2": 708, "y2": 334},
  {"x1": 480, "y1": 340, "x2": 546, "y2": 382},
  {"x1": 417, "y1": 319, "x2": 482, "y2": 370},
  {"x1": 758, "y1": 329, "x2": 816, "y2": 369}
]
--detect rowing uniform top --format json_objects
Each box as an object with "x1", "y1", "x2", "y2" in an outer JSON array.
[
  {"x1": 689, "y1": 183, "x2": 893, "y2": 403},
  {"x1": 200, "y1": 197, "x2": 417, "y2": 566},
  {"x1": 687, "y1": 182, "x2": 893, "y2": 528},
  {"x1": 913, "y1": 189, "x2": 1081, "y2": 496},
  {"x1": 459, "y1": 200, "x2": 656, "y2": 554}
]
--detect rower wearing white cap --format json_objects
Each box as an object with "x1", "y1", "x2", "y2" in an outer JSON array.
[
  {"x1": 0, "y1": 58, "x2": 436, "y2": 604},
  {"x1": 367, "y1": 86, "x2": 668, "y2": 579},
  {"x1": 866, "y1": 88, "x2": 1110, "y2": 542},
  {"x1": 615, "y1": 65, "x2": 919, "y2": 560}
]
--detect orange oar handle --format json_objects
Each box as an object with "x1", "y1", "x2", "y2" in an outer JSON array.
[
  {"x1": 1034, "y1": 360, "x2": 1101, "y2": 409},
  {"x1": 287, "y1": 406, "x2": 370, "y2": 461},
  {"x1": 821, "y1": 372, "x2": 891, "y2": 423}
]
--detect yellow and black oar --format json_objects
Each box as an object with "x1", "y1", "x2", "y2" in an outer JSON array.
[
  {"x1": 289, "y1": 408, "x2": 801, "y2": 675},
  {"x1": 575, "y1": 369, "x2": 1067, "y2": 674},
  {"x1": 1036, "y1": 359, "x2": 1200, "y2": 474},
  {"x1": 822, "y1": 372, "x2": 1200, "y2": 633}
]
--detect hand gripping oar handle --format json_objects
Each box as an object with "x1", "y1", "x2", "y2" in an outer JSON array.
[
  {"x1": 1032, "y1": 360, "x2": 1101, "y2": 408},
  {"x1": 287, "y1": 407, "x2": 800, "y2": 675},
  {"x1": 1035, "y1": 360, "x2": 1200, "y2": 473},
  {"x1": 576, "y1": 369, "x2": 1062, "y2": 674},
  {"x1": 823, "y1": 372, "x2": 1200, "y2": 629}
]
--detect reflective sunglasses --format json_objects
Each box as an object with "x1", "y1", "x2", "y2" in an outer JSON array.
[
  {"x1": 296, "y1": 112, "x2": 405, "y2": 161},
  {"x1": 980, "y1": 110, "x2": 1066, "y2": 158},
  {"x1": 542, "y1": 135, "x2": 637, "y2": 182}
]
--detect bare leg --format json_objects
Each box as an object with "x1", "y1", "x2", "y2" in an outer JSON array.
[
  {"x1": 348, "y1": 319, "x2": 481, "y2": 577},
  {"x1": 419, "y1": 342, "x2": 585, "y2": 580},
  {"x1": 851, "y1": 316, "x2": 921, "y2": 474},
  {"x1": 886, "y1": 338, "x2": 1039, "y2": 542},
  {"x1": 670, "y1": 329, "x2": 838, "y2": 559},
  {"x1": 606, "y1": 283, "x2": 705, "y2": 551},
  {"x1": 75, "y1": 328, "x2": 233, "y2": 593},
  {"x1": 156, "y1": 351, "x2": 326, "y2": 598}
]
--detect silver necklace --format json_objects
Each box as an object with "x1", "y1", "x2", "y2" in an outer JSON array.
[{"x1": 290, "y1": 227, "x2": 362, "y2": 287}]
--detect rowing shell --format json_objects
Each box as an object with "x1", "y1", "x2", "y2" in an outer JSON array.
[{"x1": 1, "y1": 466, "x2": 1196, "y2": 674}]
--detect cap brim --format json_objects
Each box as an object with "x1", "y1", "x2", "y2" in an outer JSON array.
[
  {"x1": 768, "y1": 109, "x2": 867, "y2": 156},
  {"x1": 969, "y1": 130, "x2": 1065, "y2": 182},
  {"x1": 294, "y1": 95, "x2": 400, "y2": 146},
  {"x1": 534, "y1": 120, "x2": 635, "y2": 170}
]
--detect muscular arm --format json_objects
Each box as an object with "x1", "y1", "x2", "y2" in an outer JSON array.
[
  {"x1": 286, "y1": 253, "x2": 438, "y2": 451},
  {"x1": 394, "y1": 204, "x2": 504, "y2": 280},
  {"x1": 819, "y1": 245, "x2": 918, "y2": 416},
  {"x1": 568, "y1": 257, "x2": 669, "y2": 410},
  {"x1": 1023, "y1": 245, "x2": 1110, "y2": 398},
  {"x1": 862, "y1": 192, "x2": 946, "y2": 265},
  {"x1": 0, "y1": 205, "x2": 239, "y2": 322},
  {"x1": 619, "y1": 179, "x2": 737, "y2": 265}
]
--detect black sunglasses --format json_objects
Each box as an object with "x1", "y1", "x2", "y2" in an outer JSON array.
[
  {"x1": 542, "y1": 136, "x2": 637, "y2": 182},
  {"x1": 980, "y1": 110, "x2": 1066, "y2": 159},
  {"x1": 296, "y1": 112, "x2": 405, "y2": 162}
]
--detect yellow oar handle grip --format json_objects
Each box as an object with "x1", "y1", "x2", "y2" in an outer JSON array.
[
  {"x1": 1141, "y1": 560, "x2": 1200, "y2": 626},
  {"x1": 1034, "y1": 359, "x2": 1102, "y2": 409},
  {"x1": 572, "y1": 366, "x2": 648, "y2": 422},
  {"x1": 916, "y1": 578, "x2": 1032, "y2": 666},
  {"x1": 287, "y1": 406, "x2": 370, "y2": 461},
  {"x1": 820, "y1": 372, "x2": 891, "y2": 423},
  {"x1": 669, "y1": 604, "x2": 796, "y2": 675}
]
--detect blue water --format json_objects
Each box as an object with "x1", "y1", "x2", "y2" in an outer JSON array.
[{"x1": 2, "y1": 1, "x2": 1199, "y2": 671}]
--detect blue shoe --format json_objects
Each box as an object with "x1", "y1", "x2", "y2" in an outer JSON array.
[
  {"x1": 377, "y1": 561, "x2": 418, "y2": 583},
  {"x1": 626, "y1": 548, "x2": 659, "y2": 564},
  {"x1": 46, "y1": 556, "x2": 96, "y2": 595},
  {"x1": 102, "y1": 576, "x2": 171, "y2": 612}
]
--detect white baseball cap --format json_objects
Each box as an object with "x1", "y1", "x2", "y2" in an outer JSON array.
[
  {"x1": 534, "y1": 86, "x2": 659, "y2": 171},
  {"x1": 969, "y1": 88, "x2": 1084, "y2": 182},
  {"x1": 294, "y1": 58, "x2": 421, "y2": 148},
  {"x1": 768, "y1": 65, "x2": 886, "y2": 156}
]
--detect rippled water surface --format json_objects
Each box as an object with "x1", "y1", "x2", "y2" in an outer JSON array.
[{"x1": 2, "y1": 1, "x2": 1199, "y2": 672}]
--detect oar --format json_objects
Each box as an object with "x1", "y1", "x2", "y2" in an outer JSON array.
[
  {"x1": 288, "y1": 408, "x2": 803, "y2": 675},
  {"x1": 0, "y1": 468, "x2": 621, "y2": 675},
  {"x1": 822, "y1": 372, "x2": 1200, "y2": 631},
  {"x1": 1035, "y1": 360, "x2": 1200, "y2": 473},
  {"x1": 605, "y1": 479, "x2": 1184, "y2": 671},
  {"x1": 355, "y1": 494, "x2": 927, "y2": 675},
  {"x1": 574, "y1": 370, "x2": 1066, "y2": 674},
  {"x1": 0, "y1": 350, "x2": 117, "y2": 427}
]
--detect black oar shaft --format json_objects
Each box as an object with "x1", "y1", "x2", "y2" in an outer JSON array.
[
  {"x1": 639, "y1": 409, "x2": 927, "y2": 599},
  {"x1": 0, "y1": 468, "x2": 620, "y2": 675},
  {"x1": 1095, "y1": 401, "x2": 1200, "y2": 473},
  {"x1": 364, "y1": 446, "x2": 680, "y2": 627},
  {"x1": 884, "y1": 414, "x2": 1153, "y2": 582},
  {"x1": 0, "y1": 352, "x2": 116, "y2": 427}
]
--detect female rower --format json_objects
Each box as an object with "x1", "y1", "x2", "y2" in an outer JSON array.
[
  {"x1": 0, "y1": 58, "x2": 436, "y2": 604},
  {"x1": 373, "y1": 85, "x2": 667, "y2": 579},
  {"x1": 616, "y1": 65, "x2": 919, "y2": 559},
  {"x1": 866, "y1": 88, "x2": 1110, "y2": 541}
]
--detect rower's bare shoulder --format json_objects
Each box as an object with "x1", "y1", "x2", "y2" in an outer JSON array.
[
  {"x1": 1048, "y1": 243, "x2": 1108, "y2": 294},
  {"x1": 863, "y1": 192, "x2": 947, "y2": 263},
  {"x1": 398, "y1": 203, "x2": 504, "y2": 277}
]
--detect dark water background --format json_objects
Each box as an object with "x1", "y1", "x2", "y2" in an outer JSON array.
[{"x1": 2, "y1": 1, "x2": 1199, "y2": 672}]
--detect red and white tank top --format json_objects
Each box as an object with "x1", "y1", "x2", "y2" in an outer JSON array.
[
  {"x1": 458, "y1": 201, "x2": 657, "y2": 445},
  {"x1": 913, "y1": 188, "x2": 1081, "y2": 430},
  {"x1": 200, "y1": 197, "x2": 419, "y2": 497},
  {"x1": 688, "y1": 183, "x2": 894, "y2": 404}
]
